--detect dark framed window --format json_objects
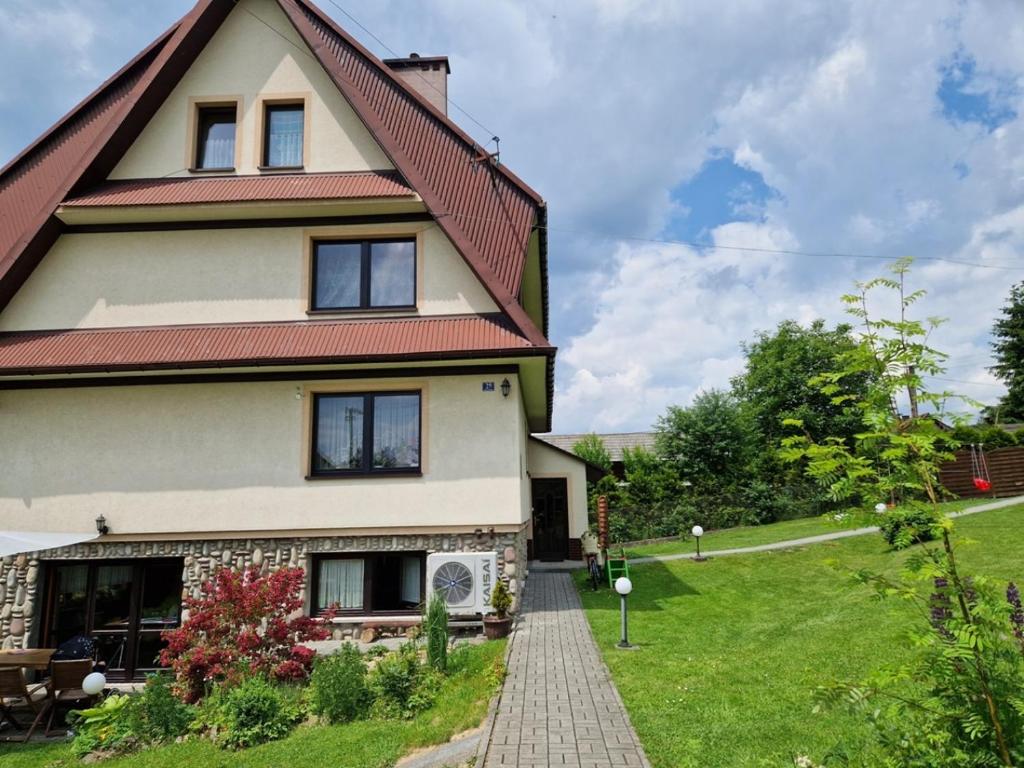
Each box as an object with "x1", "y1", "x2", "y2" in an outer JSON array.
[
  {"x1": 311, "y1": 553, "x2": 425, "y2": 614},
  {"x1": 194, "y1": 105, "x2": 236, "y2": 170},
  {"x1": 312, "y1": 239, "x2": 416, "y2": 311},
  {"x1": 262, "y1": 103, "x2": 304, "y2": 168},
  {"x1": 311, "y1": 391, "x2": 421, "y2": 476}
]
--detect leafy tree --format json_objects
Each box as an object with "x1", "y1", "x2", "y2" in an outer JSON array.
[
  {"x1": 988, "y1": 281, "x2": 1024, "y2": 422},
  {"x1": 732, "y1": 319, "x2": 869, "y2": 446},
  {"x1": 782, "y1": 260, "x2": 1022, "y2": 766},
  {"x1": 656, "y1": 389, "x2": 751, "y2": 496},
  {"x1": 571, "y1": 433, "x2": 612, "y2": 472}
]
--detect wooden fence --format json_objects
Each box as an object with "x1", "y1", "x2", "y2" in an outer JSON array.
[{"x1": 939, "y1": 445, "x2": 1024, "y2": 499}]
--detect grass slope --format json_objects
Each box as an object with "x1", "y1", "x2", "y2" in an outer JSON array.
[
  {"x1": 579, "y1": 504, "x2": 1024, "y2": 767},
  {"x1": 621, "y1": 499, "x2": 980, "y2": 558},
  {"x1": 1, "y1": 640, "x2": 505, "y2": 768}
]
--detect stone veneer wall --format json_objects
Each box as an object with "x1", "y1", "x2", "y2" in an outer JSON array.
[{"x1": 0, "y1": 528, "x2": 528, "y2": 650}]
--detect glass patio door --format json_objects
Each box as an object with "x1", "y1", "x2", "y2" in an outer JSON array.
[{"x1": 44, "y1": 559, "x2": 182, "y2": 679}]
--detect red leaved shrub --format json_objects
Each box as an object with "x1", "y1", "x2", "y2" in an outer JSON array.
[{"x1": 160, "y1": 566, "x2": 328, "y2": 702}]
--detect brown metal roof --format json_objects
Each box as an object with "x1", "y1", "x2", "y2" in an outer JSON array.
[
  {"x1": 278, "y1": 0, "x2": 549, "y2": 350},
  {"x1": 62, "y1": 171, "x2": 415, "y2": 208},
  {"x1": 0, "y1": 315, "x2": 547, "y2": 375}
]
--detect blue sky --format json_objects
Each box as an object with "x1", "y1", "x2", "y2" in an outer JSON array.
[{"x1": 2, "y1": 0, "x2": 1023, "y2": 432}]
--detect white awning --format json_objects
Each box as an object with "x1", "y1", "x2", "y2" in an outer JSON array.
[{"x1": 0, "y1": 531, "x2": 99, "y2": 557}]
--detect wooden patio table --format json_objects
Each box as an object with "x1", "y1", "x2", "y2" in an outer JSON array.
[{"x1": 0, "y1": 649, "x2": 53, "y2": 670}]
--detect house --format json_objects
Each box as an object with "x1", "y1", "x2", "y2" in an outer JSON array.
[
  {"x1": 539, "y1": 432, "x2": 658, "y2": 478},
  {"x1": 0, "y1": 0, "x2": 589, "y2": 678}
]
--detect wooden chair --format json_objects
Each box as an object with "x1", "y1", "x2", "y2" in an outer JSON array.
[
  {"x1": 0, "y1": 667, "x2": 45, "y2": 739},
  {"x1": 25, "y1": 659, "x2": 95, "y2": 741}
]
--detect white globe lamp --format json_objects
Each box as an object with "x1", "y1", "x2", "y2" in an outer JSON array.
[
  {"x1": 614, "y1": 577, "x2": 633, "y2": 648},
  {"x1": 874, "y1": 502, "x2": 887, "y2": 514},
  {"x1": 82, "y1": 671, "x2": 106, "y2": 696},
  {"x1": 692, "y1": 525, "x2": 707, "y2": 561}
]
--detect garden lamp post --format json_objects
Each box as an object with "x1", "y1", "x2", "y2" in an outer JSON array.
[
  {"x1": 615, "y1": 576, "x2": 633, "y2": 649},
  {"x1": 692, "y1": 525, "x2": 706, "y2": 561}
]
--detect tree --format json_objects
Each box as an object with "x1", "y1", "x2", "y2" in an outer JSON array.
[
  {"x1": 988, "y1": 281, "x2": 1024, "y2": 422},
  {"x1": 571, "y1": 433, "x2": 612, "y2": 473},
  {"x1": 732, "y1": 319, "x2": 869, "y2": 447},
  {"x1": 782, "y1": 260, "x2": 1022, "y2": 766},
  {"x1": 656, "y1": 389, "x2": 751, "y2": 496}
]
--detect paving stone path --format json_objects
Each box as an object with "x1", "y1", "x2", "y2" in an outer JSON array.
[{"x1": 482, "y1": 572, "x2": 650, "y2": 768}]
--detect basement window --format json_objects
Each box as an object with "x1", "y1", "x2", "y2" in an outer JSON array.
[
  {"x1": 310, "y1": 391, "x2": 421, "y2": 476},
  {"x1": 311, "y1": 239, "x2": 416, "y2": 311},
  {"x1": 312, "y1": 553, "x2": 425, "y2": 614}
]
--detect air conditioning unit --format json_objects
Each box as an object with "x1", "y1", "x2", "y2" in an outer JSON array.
[{"x1": 426, "y1": 551, "x2": 497, "y2": 615}]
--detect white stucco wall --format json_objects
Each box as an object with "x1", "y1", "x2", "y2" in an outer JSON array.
[
  {"x1": 526, "y1": 439, "x2": 589, "y2": 540},
  {"x1": 110, "y1": 0, "x2": 391, "y2": 179},
  {"x1": 0, "y1": 374, "x2": 529, "y2": 536},
  {"x1": 0, "y1": 222, "x2": 497, "y2": 331}
]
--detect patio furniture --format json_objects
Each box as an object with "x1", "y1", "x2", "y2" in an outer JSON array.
[
  {"x1": 25, "y1": 658, "x2": 96, "y2": 740},
  {"x1": 0, "y1": 648, "x2": 55, "y2": 671},
  {"x1": 0, "y1": 668, "x2": 45, "y2": 739}
]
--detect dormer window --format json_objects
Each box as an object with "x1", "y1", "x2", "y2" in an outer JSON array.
[
  {"x1": 311, "y1": 239, "x2": 416, "y2": 311},
  {"x1": 262, "y1": 103, "x2": 305, "y2": 168},
  {"x1": 194, "y1": 105, "x2": 237, "y2": 171}
]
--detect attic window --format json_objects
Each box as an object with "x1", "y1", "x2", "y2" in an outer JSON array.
[
  {"x1": 262, "y1": 103, "x2": 305, "y2": 168},
  {"x1": 194, "y1": 106, "x2": 237, "y2": 170}
]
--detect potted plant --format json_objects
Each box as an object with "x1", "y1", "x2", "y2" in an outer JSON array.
[{"x1": 483, "y1": 578, "x2": 513, "y2": 640}]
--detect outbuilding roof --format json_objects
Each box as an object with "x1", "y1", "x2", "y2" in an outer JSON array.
[{"x1": 536, "y1": 432, "x2": 658, "y2": 463}]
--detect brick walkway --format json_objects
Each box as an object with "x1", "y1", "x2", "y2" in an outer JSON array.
[{"x1": 482, "y1": 572, "x2": 650, "y2": 768}]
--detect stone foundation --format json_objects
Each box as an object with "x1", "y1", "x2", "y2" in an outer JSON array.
[{"x1": 0, "y1": 527, "x2": 528, "y2": 650}]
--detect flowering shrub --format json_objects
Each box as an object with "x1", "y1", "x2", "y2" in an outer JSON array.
[{"x1": 161, "y1": 566, "x2": 328, "y2": 702}]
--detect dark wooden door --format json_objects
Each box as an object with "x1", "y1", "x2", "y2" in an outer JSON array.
[{"x1": 532, "y1": 478, "x2": 569, "y2": 561}]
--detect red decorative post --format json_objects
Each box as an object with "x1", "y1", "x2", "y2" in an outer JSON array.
[{"x1": 597, "y1": 495, "x2": 609, "y2": 553}]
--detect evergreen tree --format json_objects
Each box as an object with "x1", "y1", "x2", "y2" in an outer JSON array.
[{"x1": 989, "y1": 281, "x2": 1024, "y2": 422}]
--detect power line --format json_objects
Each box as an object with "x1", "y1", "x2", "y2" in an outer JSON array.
[
  {"x1": 929, "y1": 376, "x2": 1005, "y2": 388},
  {"x1": 436, "y1": 211, "x2": 1024, "y2": 272},
  {"x1": 319, "y1": 0, "x2": 499, "y2": 145}
]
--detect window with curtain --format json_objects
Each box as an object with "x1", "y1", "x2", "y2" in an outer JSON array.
[
  {"x1": 312, "y1": 239, "x2": 415, "y2": 310},
  {"x1": 317, "y1": 558, "x2": 364, "y2": 611},
  {"x1": 263, "y1": 103, "x2": 304, "y2": 167},
  {"x1": 312, "y1": 392, "x2": 420, "y2": 476},
  {"x1": 194, "y1": 106, "x2": 236, "y2": 169}
]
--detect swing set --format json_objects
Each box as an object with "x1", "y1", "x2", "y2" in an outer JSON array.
[{"x1": 969, "y1": 443, "x2": 992, "y2": 493}]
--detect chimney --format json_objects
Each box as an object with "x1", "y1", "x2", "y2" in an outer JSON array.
[{"x1": 383, "y1": 53, "x2": 451, "y2": 115}]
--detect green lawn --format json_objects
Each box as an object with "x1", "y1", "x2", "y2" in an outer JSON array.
[
  {"x1": 621, "y1": 498, "x2": 983, "y2": 558},
  {"x1": 579, "y1": 503, "x2": 1024, "y2": 768},
  {"x1": 0, "y1": 640, "x2": 505, "y2": 768}
]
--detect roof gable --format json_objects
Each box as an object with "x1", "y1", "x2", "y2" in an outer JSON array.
[
  {"x1": 109, "y1": 0, "x2": 393, "y2": 180},
  {"x1": 0, "y1": 0, "x2": 550, "y2": 350}
]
